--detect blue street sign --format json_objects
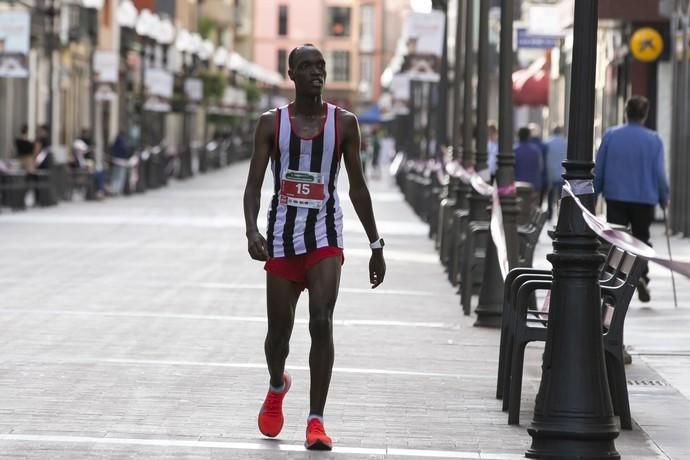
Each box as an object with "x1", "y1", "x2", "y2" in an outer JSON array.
[{"x1": 516, "y1": 28, "x2": 561, "y2": 49}]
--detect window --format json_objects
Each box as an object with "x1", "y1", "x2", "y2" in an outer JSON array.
[
  {"x1": 360, "y1": 4, "x2": 374, "y2": 52},
  {"x1": 327, "y1": 7, "x2": 351, "y2": 37},
  {"x1": 328, "y1": 50, "x2": 350, "y2": 82},
  {"x1": 277, "y1": 49, "x2": 287, "y2": 78},
  {"x1": 278, "y1": 5, "x2": 288, "y2": 36},
  {"x1": 359, "y1": 54, "x2": 373, "y2": 99}
]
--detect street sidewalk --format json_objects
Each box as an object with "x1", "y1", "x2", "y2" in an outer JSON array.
[{"x1": 0, "y1": 163, "x2": 677, "y2": 459}]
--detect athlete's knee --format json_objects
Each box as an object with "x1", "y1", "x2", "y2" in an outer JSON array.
[{"x1": 309, "y1": 314, "x2": 333, "y2": 341}]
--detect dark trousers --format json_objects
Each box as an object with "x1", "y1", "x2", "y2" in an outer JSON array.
[
  {"x1": 606, "y1": 199, "x2": 654, "y2": 282},
  {"x1": 546, "y1": 182, "x2": 563, "y2": 220}
]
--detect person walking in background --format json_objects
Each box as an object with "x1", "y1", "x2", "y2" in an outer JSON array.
[
  {"x1": 544, "y1": 126, "x2": 567, "y2": 220},
  {"x1": 487, "y1": 122, "x2": 498, "y2": 182},
  {"x1": 14, "y1": 125, "x2": 35, "y2": 172},
  {"x1": 371, "y1": 129, "x2": 381, "y2": 180},
  {"x1": 528, "y1": 123, "x2": 548, "y2": 206},
  {"x1": 109, "y1": 131, "x2": 131, "y2": 196},
  {"x1": 514, "y1": 126, "x2": 543, "y2": 193},
  {"x1": 594, "y1": 96, "x2": 669, "y2": 302}
]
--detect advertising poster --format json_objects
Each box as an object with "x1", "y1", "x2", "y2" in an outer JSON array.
[
  {"x1": 399, "y1": 11, "x2": 445, "y2": 82},
  {"x1": 0, "y1": 11, "x2": 31, "y2": 78}
]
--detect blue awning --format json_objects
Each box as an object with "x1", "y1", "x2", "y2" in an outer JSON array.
[{"x1": 358, "y1": 105, "x2": 381, "y2": 124}]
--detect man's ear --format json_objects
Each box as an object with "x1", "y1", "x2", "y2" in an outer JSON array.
[{"x1": 287, "y1": 69, "x2": 294, "y2": 82}]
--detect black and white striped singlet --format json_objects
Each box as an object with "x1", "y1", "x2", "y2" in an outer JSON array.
[{"x1": 266, "y1": 102, "x2": 344, "y2": 258}]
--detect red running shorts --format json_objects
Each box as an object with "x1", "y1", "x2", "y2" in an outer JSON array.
[{"x1": 264, "y1": 246, "x2": 344, "y2": 291}]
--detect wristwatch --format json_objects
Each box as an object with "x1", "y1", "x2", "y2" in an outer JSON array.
[{"x1": 369, "y1": 238, "x2": 385, "y2": 250}]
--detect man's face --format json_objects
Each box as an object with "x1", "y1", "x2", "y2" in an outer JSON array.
[{"x1": 288, "y1": 47, "x2": 327, "y2": 97}]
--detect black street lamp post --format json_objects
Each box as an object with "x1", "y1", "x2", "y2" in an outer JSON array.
[
  {"x1": 437, "y1": 0, "x2": 465, "y2": 262},
  {"x1": 474, "y1": 0, "x2": 520, "y2": 327},
  {"x1": 447, "y1": 0, "x2": 476, "y2": 287},
  {"x1": 432, "y1": 0, "x2": 449, "y2": 159},
  {"x1": 464, "y1": 0, "x2": 491, "y2": 323},
  {"x1": 44, "y1": 0, "x2": 59, "y2": 144},
  {"x1": 526, "y1": 1, "x2": 620, "y2": 458},
  {"x1": 460, "y1": 0, "x2": 474, "y2": 171}
]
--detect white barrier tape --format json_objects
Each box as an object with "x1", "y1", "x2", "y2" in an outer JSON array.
[
  {"x1": 563, "y1": 181, "x2": 690, "y2": 280},
  {"x1": 443, "y1": 163, "x2": 510, "y2": 280},
  {"x1": 563, "y1": 179, "x2": 594, "y2": 196},
  {"x1": 445, "y1": 160, "x2": 474, "y2": 184},
  {"x1": 491, "y1": 187, "x2": 510, "y2": 280}
]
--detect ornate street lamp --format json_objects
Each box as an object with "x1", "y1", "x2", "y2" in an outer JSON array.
[
  {"x1": 474, "y1": 0, "x2": 520, "y2": 327},
  {"x1": 213, "y1": 47, "x2": 229, "y2": 70},
  {"x1": 198, "y1": 39, "x2": 215, "y2": 64},
  {"x1": 157, "y1": 17, "x2": 175, "y2": 67},
  {"x1": 117, "y1": 0, "x2": 138, "y2": 30},
  {"x1": 526, "y1": 1, "x2": 620, "y2": 458}
]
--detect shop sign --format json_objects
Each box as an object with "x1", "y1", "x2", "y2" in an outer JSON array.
[{"x1": 630, "y1": 27, "x2": 663, "y2": 62}]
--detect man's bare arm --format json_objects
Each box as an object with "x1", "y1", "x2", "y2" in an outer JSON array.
[
  {"x1": 340, "y1": 110, "x2": 386, "y2": 287},
  {"x1": 243, "y1": 110, "x2": 275, "y2": 261}
]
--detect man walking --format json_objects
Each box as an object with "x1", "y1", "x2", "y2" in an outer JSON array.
[
  {"x1": 243, "y1": 44, "x2": 386, "y2": 451},
  {"x1": 594, "y1": 96, "x2": 669, "y2": 302},
  {"x1": 514, "y1": 126, "x2": 543, "y2": 193},
  {"x1": 544, "y1": 126, "x2": 567, "y2": 220}
]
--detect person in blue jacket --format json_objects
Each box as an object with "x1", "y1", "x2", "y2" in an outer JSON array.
[
  {"x1": 514, "y1": 126, "x2": 543, "y2": 193},
  {"x1": 594, "y1": 96, "x2": 669, "y2": 302}
]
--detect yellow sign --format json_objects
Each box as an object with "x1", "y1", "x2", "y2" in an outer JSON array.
[{"x1": 630, "y1": 27, "x2": 663, "y2": 63}]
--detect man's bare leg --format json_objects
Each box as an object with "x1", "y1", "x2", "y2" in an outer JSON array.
[
  {"x1": 265, "y1": 273, "x2": 302, "y2": 387},
  {"x1": 305, "y1": 256, "x2": 342, "y2": 416}
]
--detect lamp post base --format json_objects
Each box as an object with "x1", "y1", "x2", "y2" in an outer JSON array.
[{"x1": 527, "y1": 420, "x2": 620, "y2": 460}]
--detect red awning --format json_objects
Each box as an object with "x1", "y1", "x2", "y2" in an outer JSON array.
[{"x1": 512, "y1": 57, "x2": 549, "y2": 107}]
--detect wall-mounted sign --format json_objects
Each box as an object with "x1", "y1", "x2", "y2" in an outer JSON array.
[
  {"x1": 630, "y1": 27, "x2": 663, "y2": 62},
  {"x1": 144, "y1": 68, "x2": 174, "y2": 112},
  {"x1": 517, "y1": 28, "x2": 561, "y2": 49},
  {"x1": 0, "y1": 11, "x2": 31, "y2": 78}
]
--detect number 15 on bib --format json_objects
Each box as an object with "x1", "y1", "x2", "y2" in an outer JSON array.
[{"x1": 280, "y1": 170, "x2": 326, "y2": 209}]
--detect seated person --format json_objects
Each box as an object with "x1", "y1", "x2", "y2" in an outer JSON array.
[
  {"x1": 15, "y1": 125, "x2": 35, "y2": 171},
  {"x1": 71, "y1": 139, "x2": 105, "y2": 199}
]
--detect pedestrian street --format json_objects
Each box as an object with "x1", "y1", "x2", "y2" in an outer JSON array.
[{"x1": 0, "y1": 162, "x2": 679, "y2": 458}]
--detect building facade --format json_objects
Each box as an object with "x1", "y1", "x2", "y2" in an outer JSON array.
[{"x1": 252, "y1": 0, "x2": 396, "y2": 110}]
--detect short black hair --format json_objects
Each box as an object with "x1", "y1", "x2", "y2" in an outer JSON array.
[
  {"x1": 625, "y1": 96, "x2": 649, "y2": 122},
  {"x1": 518, "y1": 127, "x2": 531, "y2": 142},
  {"x1": 288, "y1": 43, "x2": 317, "y2": 70},
  {"x1": 552, "y1": 126, "x2": 563, "y2": 135}
]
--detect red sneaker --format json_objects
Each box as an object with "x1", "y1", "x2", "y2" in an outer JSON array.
[
  {"x1": 257, "y1": 373, "x2": 291, "y2": 437},
  {"x1": 304, "y1": 418, "x2": 333, "y2": 451}
]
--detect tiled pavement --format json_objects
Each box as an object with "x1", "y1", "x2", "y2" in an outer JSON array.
[{"x1": 0, "y1": 162, "x2": 684, "y2": 459}]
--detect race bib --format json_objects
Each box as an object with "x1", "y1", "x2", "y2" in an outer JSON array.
[{"x1": 280, "y1": 169, "x2": 325, "y2": 209}]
